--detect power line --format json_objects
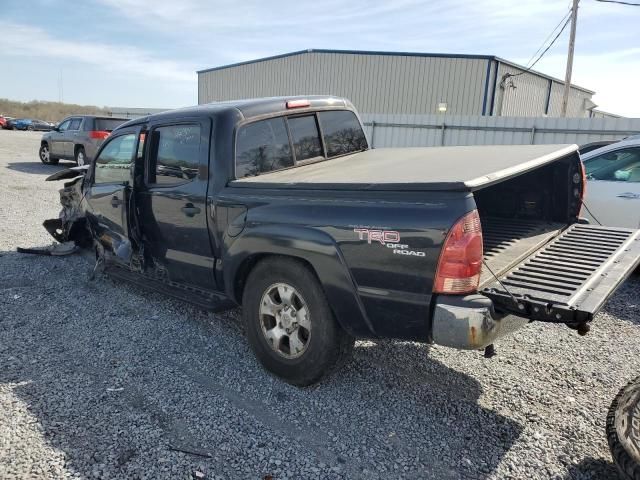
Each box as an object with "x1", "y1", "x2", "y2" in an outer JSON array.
[
  {"x1": 525, "y1": 8, "x2": 572, "y2": 68},
  {"x1": 507, "y1": 14, "x2": 572, "y2": 78},
  {"x1": 528, "y1": 15, "x2": 572, "y2": 71},
  {"x1": 595, "y1": 0, "x2": 640, "y2": 5}
]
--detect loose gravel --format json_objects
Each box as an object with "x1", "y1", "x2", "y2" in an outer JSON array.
[{"x1": 1, "y1": 128, "x2": 639, "y2": 479}]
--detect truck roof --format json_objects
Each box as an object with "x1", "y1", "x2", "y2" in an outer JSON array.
[
  {"x1": 233, "y1": 144, "x2": 579, "y2": 192},
  {"x1": 119, "y1": 95, "x2": 352, "y2": 127}
]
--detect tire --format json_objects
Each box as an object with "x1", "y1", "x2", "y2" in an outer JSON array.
[
  {"x1": 27, "y1": 125, "x2": 34, "y2": 131},
  {"x1": 39, "y1": 144, "x2": 59, "y2": 165},
  {"x1": 607, "y1": 376, "x2": 640, "y2": 480},
  {"x1": 242, "y1": 257, "x2": 354, "y2": 386},
  {"x1": 75, "y1": 146, "x2": 86, "y2": 166}
]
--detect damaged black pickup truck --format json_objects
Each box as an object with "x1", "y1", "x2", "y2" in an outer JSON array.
[{"x1": 45, "y1": 96, "x2": 640, "y2": 386}]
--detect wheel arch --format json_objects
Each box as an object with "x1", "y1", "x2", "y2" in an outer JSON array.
[{"x1": 223, "y1": 225, "x2": 375, "y2": 338}]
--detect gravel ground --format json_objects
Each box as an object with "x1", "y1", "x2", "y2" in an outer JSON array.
[{"x1": 1, "y1": 128, "x2": 639, "y2": 480}]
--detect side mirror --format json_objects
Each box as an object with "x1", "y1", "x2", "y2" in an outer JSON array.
[{"x1": 53, "y1": 126, "x2": 60, "y2": 132}]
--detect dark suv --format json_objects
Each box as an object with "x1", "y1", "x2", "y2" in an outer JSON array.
[{"x1": 39, "y1": 116, "x2": 128, "y2": 166}]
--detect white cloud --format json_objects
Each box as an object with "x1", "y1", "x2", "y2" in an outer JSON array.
[{"x1": 0, "y1": 21, "x2": 195, "y2": 84}]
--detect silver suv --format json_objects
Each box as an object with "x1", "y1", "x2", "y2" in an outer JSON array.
[{"x1": 39, "y1": 116, "x2": 128, "y2": 166}]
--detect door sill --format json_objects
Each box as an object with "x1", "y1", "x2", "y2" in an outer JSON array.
[{"x1": 104, "y1": 264, "x2": 235, "y2": 312}]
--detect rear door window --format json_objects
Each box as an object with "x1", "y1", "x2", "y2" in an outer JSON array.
[
  {"x1": 318, "y1": 110, "x2": 368, "y2": 157},
  {"x1": 236, "y1": 117, "x2": 293, "y2": 178},
  {"x1": 148, "y1": 124, "x2": 201, "y2": 185},
  {"x1": 287, "y1": 115, "x2": 322, "y2": 161}
]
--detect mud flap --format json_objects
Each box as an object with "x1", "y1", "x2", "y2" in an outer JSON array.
[{"x1": 482, "y1": 224, "x2": 640, "y2": 323}]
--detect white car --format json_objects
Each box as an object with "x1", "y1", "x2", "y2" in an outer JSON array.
[{"x1": 581, "y1": 137, "x2": 640, "y2": 228}]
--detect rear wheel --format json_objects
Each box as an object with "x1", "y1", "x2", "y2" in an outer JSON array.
[
  {"x1": 39, "y1": 144, "x2": 59, "y2": 165},
  {"x1": 75, "y1": 146, "x2": 86, "y2": 166},
  {"x1": 607, "y1": 376, "x2": 640, "y2": 480},
  {"x1": 242, "y1": 257, "x2": 354, "y2": 386},
  {"x1": 27, "y1": 125, "x2": 34, "y2": 131}
]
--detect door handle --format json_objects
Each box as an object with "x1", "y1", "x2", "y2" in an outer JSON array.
[
  {"x1": 111, "y1": 196, "x2": 123, "y2": 208},
  {"x1": 181, "y1": 203, "x2": 201, "y2": 217},
  {"x1": 616, "y1": 192, "x2": 640, "y2": 199}
]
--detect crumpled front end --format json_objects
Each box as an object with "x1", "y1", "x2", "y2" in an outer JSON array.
[{"x1": 43, "y1": 168, "x2": 92, "y2": 248}]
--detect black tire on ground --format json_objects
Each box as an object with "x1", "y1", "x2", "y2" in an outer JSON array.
[
  {"x1": 39, "y1": 143, "x2": 59, "y2": 165},
  {"x1": 27, "y1": 125, "x2": 34, "y2": 131},
  {"x1": 607, "y1": 376, "x2": 640, "y2": 480},
  {"x1": 75, "y1": 146, "x2": 86, "y2": 166},
  {"x1": 242, "y1": 257, "x2": 354, "y2": 386}
]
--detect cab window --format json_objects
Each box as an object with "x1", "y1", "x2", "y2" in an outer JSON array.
[
  {"x1": 318, "y1": 110, "x2": 368, "y2": 158},
  {"x1": 288, "y1": 115, "x2": 322, "y2": 161},
  {"x1": 94, "y1": 134, "x2": 136, "y2": 184},
  {"x1": 236, "y1": 117, "x2": 293, "y2": 178},
  {"x1": 584, "y1": 147, "x2": 640, "y2": 182},
  {"x1": 148, "y1": 125, "x2": 201, "y2": 185}
]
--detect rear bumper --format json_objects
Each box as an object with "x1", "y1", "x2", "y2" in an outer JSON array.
[{"x1": 432, "y1": 294, "x2": 528, "y2": 350}]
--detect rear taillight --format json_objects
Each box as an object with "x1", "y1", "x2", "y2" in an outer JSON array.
[
  {"x1": 433, "y1": 210, "x2": 483, "y2": 294},
  {"x1": 89, "y1": 130, "x2": 110, "y2": 139}
]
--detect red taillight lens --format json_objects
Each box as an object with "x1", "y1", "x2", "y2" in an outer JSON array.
[
  {"x1": 89, "y1": 130, "x2": 110, "y2": 139},
  {"x1": 286, "y1": 99, "x2": 310, "y2": 109},
  {"x1": 433, "y1": 210, "x2": 483, "y2": 294}
]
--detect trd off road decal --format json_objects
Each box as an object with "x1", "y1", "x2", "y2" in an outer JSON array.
[{"x1": 353, "y1": 228, "x2": 426, "y2": 257}]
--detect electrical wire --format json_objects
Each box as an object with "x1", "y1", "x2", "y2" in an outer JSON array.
[
  {"x1": 508, "y1": 14, "x2": 573, "y2": 78},
  {"x1": 595, "y1": 0, "x2": 640, "y2": 5},
  {"x1": 524, "y1": 8, "x2": 572, "y2": 69}
]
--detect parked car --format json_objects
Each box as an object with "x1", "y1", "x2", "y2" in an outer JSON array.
[
  {"x1": 579, "y1": 140, "x2": 615, "y2": 155},
  {"x1": 0, "y1": 115, "x2": 10, "y2": 129},
  {"x1": 39, "y1": 115, "x2": 129, "y2": 166},
  {"x1": 11, "y1": 118, "x2": 54, "y2": 131},
  {"x1": 43, "y1": 96, "x2": 640, "y2": 386},
  {"x1": 581, "y1": 137, "x2": 640, "y2": 228}
]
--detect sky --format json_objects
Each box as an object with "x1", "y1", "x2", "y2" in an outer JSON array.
[{"x1": 0, "y1": 0, "x2": 638, "y2": 116}]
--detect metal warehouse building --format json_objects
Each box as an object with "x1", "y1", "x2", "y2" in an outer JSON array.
[{"x1": 197, "y1": 49, "x2": 597, "y2": 118}]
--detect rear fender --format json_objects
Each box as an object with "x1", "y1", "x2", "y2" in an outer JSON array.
[{"x1": 222, "y1": 224, "x2": 375, "y2": 338}]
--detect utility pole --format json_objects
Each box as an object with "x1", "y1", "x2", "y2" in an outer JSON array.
[{"x1": 561, "y1": 0, "x2": 579, "y2": 117}]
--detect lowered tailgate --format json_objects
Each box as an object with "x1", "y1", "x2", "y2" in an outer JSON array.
[{"x1": 482, "y1": 224, "x2": 640, "y2": 323}]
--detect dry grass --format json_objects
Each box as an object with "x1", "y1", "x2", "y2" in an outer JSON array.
[{"x1": 0, "y1": 98, "x2": 108, "y2": 123}]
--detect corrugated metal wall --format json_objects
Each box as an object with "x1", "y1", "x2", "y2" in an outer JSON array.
[
  {"x1": 546, "y1": 81, "x2": 591, "y2": 117},
  {"x1": 492, "y1": 63, "x2": 592, "y2": 117},
  {"x1": 360, "y1": 113, "x2": 640, "y2": 148},
  {"x1": 198, "y1": 51, "x2": 597, "y2": 118},
  {"x1": 493, "y1": 63, "x2": 550, "y2": 116},
  {"x1": 199, "y1": 52, "x2": 490, "y2": 115}
]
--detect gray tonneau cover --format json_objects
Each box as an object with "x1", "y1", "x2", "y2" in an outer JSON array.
[{"x1": 233, "y1": 144, "x2": 578, "y2": 192}]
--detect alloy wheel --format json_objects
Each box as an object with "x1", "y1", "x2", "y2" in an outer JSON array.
[{"x1": 259, "y1": 282, "x2": 311, "y2": 359}]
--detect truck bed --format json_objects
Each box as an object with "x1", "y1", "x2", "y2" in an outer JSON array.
[
  {"x1": 232, "y1": 144, "x2": 578, "y2": 192},
  {"x1": 480, "y1": 217, "x2": 564, "y2": 286}
]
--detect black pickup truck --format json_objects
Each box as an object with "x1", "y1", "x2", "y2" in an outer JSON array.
[{"x1": 45, "y1": 96, "x2": 640, "y2": 386}]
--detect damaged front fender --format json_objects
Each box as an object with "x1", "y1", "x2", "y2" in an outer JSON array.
[{"x1": 43, "y1": 168, "x2": 92, "y2": 247}]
